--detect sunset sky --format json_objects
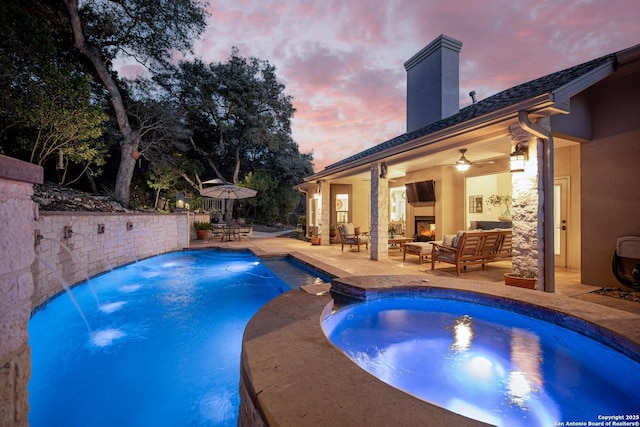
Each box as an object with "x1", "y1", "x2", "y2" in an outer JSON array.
[{"x1": 118, "y1": 0, "x2": 640, "y2": 171}]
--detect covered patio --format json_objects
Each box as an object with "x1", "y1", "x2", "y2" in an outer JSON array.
[
  {"x1": 295, "y1": 36, "x2": 640, "y2": 297},
  {"x1": 188, "y1": 234, "x2": 640, "y2": 315}
]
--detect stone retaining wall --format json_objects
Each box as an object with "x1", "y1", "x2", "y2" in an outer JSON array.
[
  {"x1": 32, "y1": 211, "x2": 190, "y2": 309},
  {"x1": 0, "y1": 156, "x2": 42, "y2": 426},
  {"x1": 0, "y1": 155, "x2": 191, "y2": 426}
]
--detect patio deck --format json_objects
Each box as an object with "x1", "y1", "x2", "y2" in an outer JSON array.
[{"x1": 189, "y1": 232, "x2": 640, "y2": 315}]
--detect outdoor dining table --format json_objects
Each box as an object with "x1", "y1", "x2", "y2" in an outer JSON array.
[{"x1": 211, "y1": 223, "x2": 238, "y2": 242}]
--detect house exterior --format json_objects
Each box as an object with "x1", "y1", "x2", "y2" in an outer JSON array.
[{"x1": 296, "y1": 35, "x2": 640, "y2": 292}]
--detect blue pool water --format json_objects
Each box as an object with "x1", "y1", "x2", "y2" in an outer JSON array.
[
  {"x1": 323, "y1": 296, "x2": 640, "y2": 427},
  {"x1": 28, "y1": 250, "x2": 318, "y2": 427}
]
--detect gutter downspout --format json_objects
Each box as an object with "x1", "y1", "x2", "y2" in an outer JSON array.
[{"x1": 517, "y1": 111, "x2": 555, "y2": 293}]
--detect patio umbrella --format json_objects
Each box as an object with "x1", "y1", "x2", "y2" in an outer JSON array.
[
  {"x1": 200, "y1": 184, "x2": 257, "y2": 224},
  {"x1": 200, "y1": 184, "x2": 257, "y2": 200}
]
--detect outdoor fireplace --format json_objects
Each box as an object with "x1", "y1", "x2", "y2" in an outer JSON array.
[{"x1": 415, "y1": 216, "x2": 435, "y2": 241}]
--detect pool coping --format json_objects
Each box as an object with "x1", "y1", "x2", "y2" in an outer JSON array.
[{"x1": 239, "y1": 275, "x2": 640, "y2": 426}]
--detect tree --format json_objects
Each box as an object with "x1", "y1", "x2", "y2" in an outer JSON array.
[
  {"x1": 146, "y1": 161, "x2": 180, "y2": 210},
  {"x1": 156, "y1": 50, "x2": 314, "y2": 222},
  {"x1": 63, "y1": 0, "x2": 208, "y2": 205},
  {"x1": 15, "y1": 65, "x2": 109, "y2": 184},
  {"x1": 0, "y1": 1, "x2": 110, "y2": 186},
  {"x1": 160, "y1": 49, "x2": 296, "y2": 184}
]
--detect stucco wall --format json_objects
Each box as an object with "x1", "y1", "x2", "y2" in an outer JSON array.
[
  {"x1": 351, "y1": 180, "x2": 371, "y2": 230},
  {"x1": 554, "y1": 145, "x2": 581, "y2": 270},
  {"x1": 581, "y1": 70, "x2": 640, "y2": 288},
  {"x1": 32, "y1": 211, "x2": 189, "y2": 309}
]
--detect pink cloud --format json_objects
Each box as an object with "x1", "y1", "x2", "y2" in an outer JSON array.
[{"x1": 117, "y1": 0, "x2": 640, "y2": 172}]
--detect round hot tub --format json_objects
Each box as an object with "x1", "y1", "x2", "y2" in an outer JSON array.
[{"x1": 240, "y1": 275, "x2": 640, "y2": 426}]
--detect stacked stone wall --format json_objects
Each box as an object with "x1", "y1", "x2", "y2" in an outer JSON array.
[
  {"x1": 1, "y1": 156, "x2": 191, "y2": 426},
  {"x1": 510, "y1": 123, "x2": 544, "y2": 286},
  {"x1": 370, "y1": 162, "x2": 389, "y2": 260},
  {"x1": 32, "y1": 212, "x2": 189, "y2": 309},
  {"x1": 0, "y1": 158, "x2": 42, "y2": 426}
]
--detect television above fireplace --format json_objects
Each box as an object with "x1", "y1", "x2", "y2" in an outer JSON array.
[{"x1": 405, "y1": 180, "x2": 435, "y2": 203}]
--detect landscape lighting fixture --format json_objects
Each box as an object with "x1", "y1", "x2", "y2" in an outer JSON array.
[
  {"x1": 510, "y1": 144, "x2": 528, "y2": 173},
  {"x1": 455, "y1": 149, "x2": 472, "y2": 172}
]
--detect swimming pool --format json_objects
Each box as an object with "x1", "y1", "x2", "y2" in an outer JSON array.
[
  {"x1": 323, "y1": 295, "x2": 640, "y2": 427},
  {"x1": 28, "y1": 250, "x2": 326, "y2": 426}
]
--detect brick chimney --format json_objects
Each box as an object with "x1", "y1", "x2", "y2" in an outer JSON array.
[{"x1": 404, "y1": 34, "x2": 463, "y2": 133}]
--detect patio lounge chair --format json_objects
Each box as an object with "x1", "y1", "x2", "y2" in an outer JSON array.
[{"x1": 337, "y1": 223, "x2": 369, "y2": 252}]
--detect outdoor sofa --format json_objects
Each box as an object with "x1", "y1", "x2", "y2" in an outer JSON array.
[{"x1": 429, "y1": 229, "x2": 512, "y2": 275}]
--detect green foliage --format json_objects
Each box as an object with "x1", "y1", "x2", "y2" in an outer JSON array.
[
  {"x1": 65, "y1": 0, "x2": 209, "y2": 205},
  {"x1": 159, "y1": 49, "x2": 308, "y2": 179},
  {"x1": 193, "y1": 221, "x2": 211, "y2": 230},
  {"x1": 511, "y1": 268, "x2": 538, "y2": 278},
  {"x1": 487, "y1": 194, "x2": 511, "y2": 207},
  {"x1": 15, "y1": 66, "x2": 109, "y2": 175},
  {"x1": 0, "y1": 1, "x2": 313, "y2": 214},
  {"x1": 80, "y1": 0, "x2": 208, "y2": 68},
  {"x1": 0, "y1": 1, "x2": 109, "y2": 185},
  {"x1": 239, "y1": 170, "x2": 302, "y2": 224}
]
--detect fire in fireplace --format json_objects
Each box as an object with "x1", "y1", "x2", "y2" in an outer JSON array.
[{"x1": 415, "y1": 216, "x2": 436, "y2": 241}]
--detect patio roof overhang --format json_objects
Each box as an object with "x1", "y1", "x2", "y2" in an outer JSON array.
[{"x1": 304, "y1": 94, "x2": 555, "y2": 183}]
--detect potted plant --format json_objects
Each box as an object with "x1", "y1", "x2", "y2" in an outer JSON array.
[
  {"x1": 487, "y1": 194, "x2": 512, "y2": 220},
  {"x1": 310, "y1": 228, "x2": 321, "y2": 245},
  {"x1": 193, "y1": 221, "x2": 211, "y2": 240},
  {"x1": 504, "y1": 268, "x2": 538, "y2": 289}
]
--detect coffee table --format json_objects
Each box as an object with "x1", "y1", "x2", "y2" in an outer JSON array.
[
  {"x1": 403, "y1": 241, "x2": 441, "y2": 264},
  {"x1": 388, "y1": 236, "x2": 414, "y2": 249}
]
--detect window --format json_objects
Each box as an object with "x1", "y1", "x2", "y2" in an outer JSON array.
[{"x1": 336, "y1": 194, "x2": 348, "y2": 224}]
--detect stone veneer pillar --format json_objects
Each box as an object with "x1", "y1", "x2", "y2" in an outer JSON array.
[
  {"x1": 509, "y1": 121, "x2": 546, "y2": 290},
  {"x1": 0, "y1": 156, "x2": 43, "y2": 426},
  {"x1": 319, "y1": 180, "x2": 330, "y2": 246},
  {"x1": 370, "y1": 162, "x2": 389, "y2": 260}
]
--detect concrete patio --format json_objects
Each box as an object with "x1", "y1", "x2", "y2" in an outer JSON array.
[{"x1": 189, "y1": 231, "x2": 640, "y2": 316}]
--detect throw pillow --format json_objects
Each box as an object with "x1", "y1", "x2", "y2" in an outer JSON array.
[
  {"x1": 452, "y1": 230, "x2": 465, "y2": 248},
  {"x1": 443, "y1": 234, "x2": 454, "y2": 246}
]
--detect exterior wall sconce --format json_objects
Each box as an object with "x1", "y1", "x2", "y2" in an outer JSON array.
[
  {"x1": 63, "y1": 226, "x2": 73, "y2": 239},
  {"x1": 126, "y1": 221, "x2": 133, "y2": 231},
  {"x1": 510, "y1": 144, "x2": 528, "y2": 172},
  {"x1": 455, "y1": 149, "x2": 471, "y2": 172},
  {"x1": 380, "y1": 161, "x2": 388, "y2": 178},
  {"x1": 97, "y1": 224, "x2": 105, "y2": 234}
]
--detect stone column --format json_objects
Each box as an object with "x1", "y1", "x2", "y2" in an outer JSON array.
[
  {"x1": 370, "y1": 162, "x2": 389, "y2": 260},
  {"x1": 319, "y1": 180, "x2": 330, "y2": 246},
  {"x1": 509, "y1": 122, "x2": 545, "y2": 290},
  {"x1": 0, "y1": 156, "x2": 43, "y2": 426}
]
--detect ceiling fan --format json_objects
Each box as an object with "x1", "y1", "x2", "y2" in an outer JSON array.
[{"x1": 444, "y1": 149, "x2": 494, "y2": 171}]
